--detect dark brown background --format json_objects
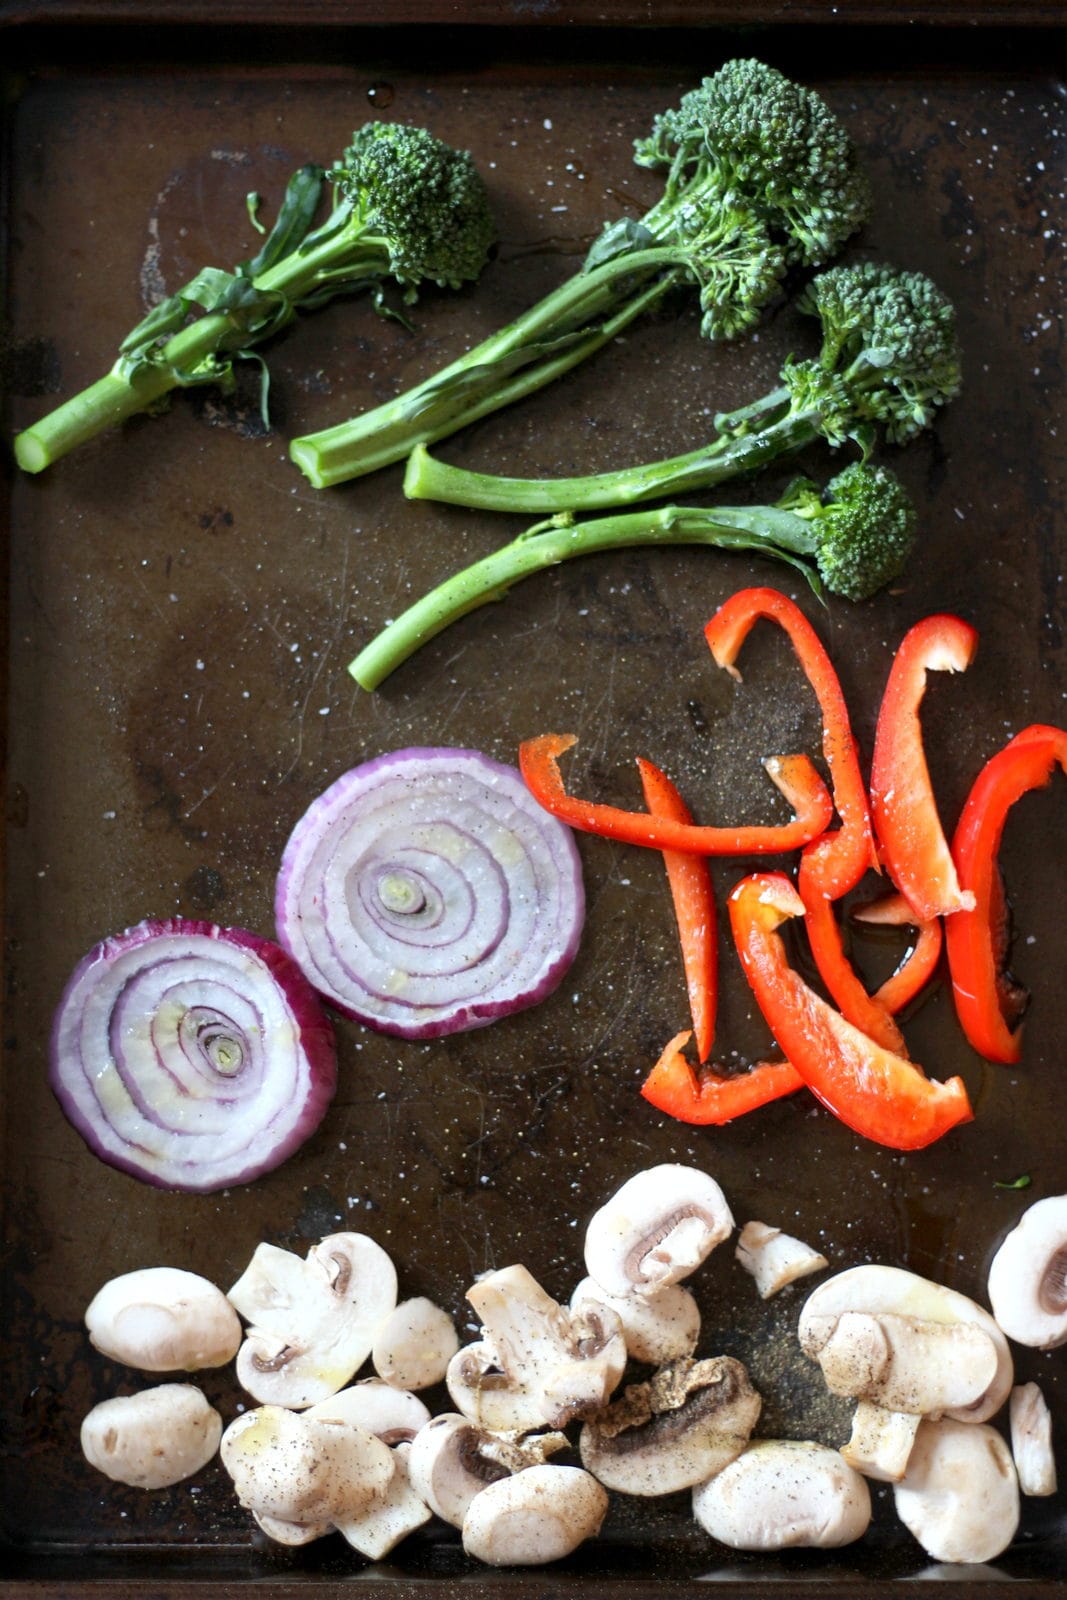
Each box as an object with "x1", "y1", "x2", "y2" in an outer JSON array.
[{"x1": 1, "y1": 8, "x2": 1065, "y2": 1598}]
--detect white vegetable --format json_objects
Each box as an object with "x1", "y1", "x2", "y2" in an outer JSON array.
[{"x1": 81, "y1": 1384, "x2": 221, "y2": 1489}]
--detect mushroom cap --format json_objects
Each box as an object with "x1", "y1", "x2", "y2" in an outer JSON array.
[
  {"x1": 85, "y1": 1267, "x2": 241, "y2": 1372},
  {"x1": 253, "y1": 1511, "x2": 334, "y2": 1546},
  {"x1": 893, "y1": 1418, "x2": 1020, "y2": 1565},
  {"x1": 798, "y1": 1265, "x2": 1012, "y2": 1424},
  {"x1": 583, "y1": 1165, "x2": 734, "y2": 1298},
  {"x1": 579, "y1": 1356, "x2": 761, "y2": 1497},
  {"x1": 446, "y1": 1339, "x2": 550, "y2": 1434},
  {"x1": 372, "y1": 1296, "x2": 460, "y2": 1391},
  {"x1": 987, "y1": 1194, "x2": 1067, "y2": 1349},
  {"x1": 692, "y1": 1439, "x2": 872, "y2": 1550},
  {"x1": 407, "y1": 1413, "x2": 512, "y2": 1528},
  {"x1": 228, "y1": 1232, "x2": 398, "y2": 1408},
  {"x1": 803, "y1": 1309, "x2": 999, "y2": 1417},
  {"x1": 461, "y1": 1464, "x2": 608, "y2": 1566},
  {"x1": 570, "y1": 1277, "x2": 700, "y2": 1365},
  {"x1": 220, "y1": 1403, "x2": 393, "y2": 1523},
  {"x1": 80, "y1": 1383, "x2": 222, "y2": 1490},
  {"x1": 307, "y1": 1378, "x2": 431, "y2": 1443}
]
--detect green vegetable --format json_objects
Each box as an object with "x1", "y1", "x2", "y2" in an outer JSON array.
[
  {"x1": 288, "y1": 59, "x2": 870, "y2": 489},
  {"x1": 349, "y1": 462, "x2": 915, "y2": 691},
  {"x1": 13, "y1": 123, "x2": 495, "y2": 474},
  {"x1": 403, "y1": 262, "x2": 962, "y2": 515},
  {"x1": 993, "y1": 1175, "x2": 1032, "y2": 1190}
]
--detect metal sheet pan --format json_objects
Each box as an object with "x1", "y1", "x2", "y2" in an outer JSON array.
[{"x1": 2, "y1": 11, "x2": 1064, "y2": 1598}]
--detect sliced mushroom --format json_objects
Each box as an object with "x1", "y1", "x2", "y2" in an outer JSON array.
[
  {"x1": 228, "y1": 1232, "x2": 397, "y2": 1409},
  {"x1": 840, "y1": 1401, "x2": 921, "y2": 1483},
  {"x1": 735, "y1": 1221, "x2": 828, "y2": 1299},
  {"x1": 692, "y1": 1439, "x2": 872, "y2": 1550},
  {"x1": 332, "y1": 1441, "x2": 432, "y2": 1560},
  {"x1": 452, "y1": 1263, "x2": 626, "y2": 1431},
  {"x1": 85, "y1": 1267, "x2": 241, "y2": 1371},
  {"x1": 372, "y1": 1296, "x2": 459, "y2": 1391},
  {"x1": 802, "y1": 1308, "x2": 999, "y2": 1416},
  {"x1": 987, "y1": 1193, "x2": 1067, "y2": 1349},
  {"x1": 406, "y1": 1411, "x2": 567, "y2": 1529},
  {"x1": 81, "y1": 1383, "x2": 222, "y2": 1490},
  {"x1": 253, "y1": 1511, "x2": 334, "y2": 1546},
  {"x1": 307, "y1": 1378, "x2": 431, "y2": 1443},
  {"x1": 798, "y1": 1265, "x2": 1012, "y2": 1424},
  {"x1": 1009, "y1": 1382, "x2": 1057, "y2": 1497},
  {"x1": 583, "y1": 1164, "x2": 734, "y2": 1298},
  {"x1": 579, "y1": 1356, "x2": 761, "y2": 1496},
  {"x1": 461, "y1": 1464, "x2": 609, "y2": 1566},
  {"x1": 220, "y1": 1403, "x2": 393, "y2": 1525},
  {"x1": 570, "y1": 1276, "x2": 700, "y2": 1365},
  {"x1": 893, "y1": 1418, "x2": 1020, "y2": 1565}
]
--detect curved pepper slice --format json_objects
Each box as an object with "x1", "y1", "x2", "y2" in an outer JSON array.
[
  {"x1": 706, "y1": 588, "x2": 902, "y2": 1053},
  {"x1": 518, "y1": 734, "x2": 833, "y2": 856},
  {"x1": 870, "y1": 614, "x2": 979, "y2": 921},
  {"x1": 727, "y1": 872, "x2": 973, "y2": 1151},
  {"x1": 851, "y1": 892, "x2": 944, "y2": 1016},
  {"x1": 945, "y1": 723, "x2": 1067, "y2": 1063},
  {"x1": 641, "y1": 1029, "x2": 803, "y2": 1126},
  {"x1": 637, "y1": 759, "x2": 717, "y2": 1063}
]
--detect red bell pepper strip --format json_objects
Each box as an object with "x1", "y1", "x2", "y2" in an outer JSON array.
[
  {"x1": 727, "y1": 872, "x2": 973, "y2": 1151},
  {"x1": 518, "y1": 734, "x2": 833, "y2": 856},
  {"x1": 641, "y1": 1028, "x2": 803, "y2": 1126},
  {"x1": 851, "y1": 892, "x2": 944, "y2": 1016},
  {"x1": 945, "y1": 723, "x2": 1067, "y2": 1064},
  {"x1": 870, "y1": 614, "x2": 979, "y2": 921},
  {"x1": 705, "y1": 588, "x2": 903, "y2": 1052},
  {"x1": 637, "y1": 759, "x2": 717, "y2": 1063}
]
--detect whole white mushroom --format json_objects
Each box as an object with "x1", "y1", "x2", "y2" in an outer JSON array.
[{"x1": 81, "y1": 1384, "x2": 222, "y2": 1489}]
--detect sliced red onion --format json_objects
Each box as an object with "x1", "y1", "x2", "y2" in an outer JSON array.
[
  {"x1": 274, "y1": 747, "x2": 585, "y2": 1038},
  {"x1": 50, "y1": 919, "x2": 337, "y2": 1192}
]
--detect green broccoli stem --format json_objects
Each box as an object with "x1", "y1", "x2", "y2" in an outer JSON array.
[
  {"x1": 402, "y1": 403, "x2": 820, "y2": 513},
  {"x1": 288, "y1": 249, "x2": 696, "y2": 488},
  {"x1": 350, "y1": 501, "x2": 822, "y2": 691},
  {"x1": 14, "y1": 230, "x2": 392, "y2": 473}
]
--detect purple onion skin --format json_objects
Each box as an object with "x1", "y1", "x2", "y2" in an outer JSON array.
[
  {"x1": 275, "y1": 747, "x2": 586, "y2": 1040},
  {"x1": 49, "y1": 918, "x2": 337, "y2": 1193}
]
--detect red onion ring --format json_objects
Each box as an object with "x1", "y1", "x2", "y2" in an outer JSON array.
[
  {"x1": 50, "y1": 919, "x2": 337, "y2": 1192},
  {"x1": 274, "y1": 747, "x2": 585, "y2": 1038}
]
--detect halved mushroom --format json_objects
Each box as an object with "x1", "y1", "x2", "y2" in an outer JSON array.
[
  {"x1": 461, "y1": 1464, "x2": 608, "y2": 1566},
  {"x1": 307, "y1": 1378, "x2": 431, "y2": 1443},
  {"x1": 579, "y1": 1355, "x2": 761, "y2": 1497},
  {"x1": 735, "y1": 1221, "x2": 828, "y2": 1300},
  {"x1": 570, "y1": 1276, "x2": 700, "y2": 1365},
  {"x1": 450, "y1": 1264, "x2": 627, "y2": 1431},
  {"x1": 227, "y1": 1232, "x2": 397, "y2": 1409},
  {"x1": 85, "y1": 1267, "x2": 241, "y2": 1371},
  {"x1": 332, "y1": 1441, "x2": 432, "y2": 1560},
  {"x1": 406, "y1": 1412, "x2": 567, "y2": 1528},
  {"x1": 798, "y1": 1265, "x2": 1012, "y2": 1424},
  {"x1": 893, "y1": 1418, "x2": 1020, "y2": 1564},
  {"x1": 1009, "y1": 1382, "x2": 1057, "y2": 1497},
  {"x1": 253, "y1": 1511, "x2": 334, "y2": 1547},
  {"x1": 840, "y1": 1401, "x2": 921, "y2": 1483},
  {"x1": 801, "y1": 1308, "x2": 999, "y2": 1416},
  {"x1": 220, "y1": 1403, "x2": 393, "y2": 1525},
  {"x1": 583, "y1": 1165, "x2": 734, "y2": 1298},
  {"x1": 692, "y1": 1439, "x2": 871, "y2": 1550},
  {"x1": 987, "y1": 1194, "x2": 1067, "y2": 1349},
  {"x1": 372, "y1": 1296, "x2": 459, "y2": 1391},
  {"x1": 81, "y1": 1383, "x2": 222, "y2": 1490}
]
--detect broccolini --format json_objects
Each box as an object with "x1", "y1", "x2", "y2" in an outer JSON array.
[
  {"x1": 14, "y1": 123, "x2": 495, "y2": 473},
  {"x1": 290, "y1": 59, "x2": 870, "y2": 489}
]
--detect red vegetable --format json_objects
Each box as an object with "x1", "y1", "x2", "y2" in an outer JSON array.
[
  {"x1": 945, "y1": 723, "x2": 1067, "y2": 1063},
  {"x1": 519, "y1": 734, "x2": 833, "y2": 857},
  {"x1": 275, "y1": 747, "x2": 584, "y2": 1039},
  {"x1": 49, "y1": 919, "x2": 337, "y2": 1192},
  {"x1": 705, "y1": 587, "x2": 902, "y2": 1052},
  {"x1": 851, "y1": 892, "x2": 944, "y2": 1016},
  {"x1": 870, "y1": 614, "x2": 978, "y2": 921},
  {"x1": 637, "y1": 759, "x2": 717, "y2": 1063},
  {"x1": 641, "y1": 1029, "x2": 803, "y2": 1126},
  {"x1": 727, "y1": 873, "x2": 973, "y2": 1151}
]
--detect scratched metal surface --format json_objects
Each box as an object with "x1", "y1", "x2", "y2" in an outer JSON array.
[{"x1": 1, "y1": 22, "x2": 1065, "y2": 1597}]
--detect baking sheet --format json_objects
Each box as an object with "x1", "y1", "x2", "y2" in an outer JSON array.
[{"x1": 1, "y1": 15, "x2": 1065, "y2": 1597}]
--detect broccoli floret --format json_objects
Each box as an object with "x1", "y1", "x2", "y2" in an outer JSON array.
[
  {"x1": 289, "y1": 60, "x2": 869, "y2": 487},
  {"x1": 14, "y1": 122, "x2": 495, "y2": 474},
  {"x1": 402, "y1": 262, "x2": 960, "y2": 514},
  {"x1": 349, "y1": 461, "x2": 918, "y2": 691}
]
